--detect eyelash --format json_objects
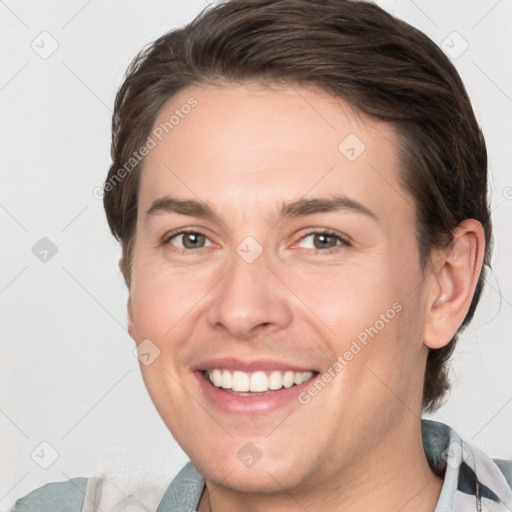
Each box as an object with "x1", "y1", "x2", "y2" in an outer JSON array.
[
  {"x1": 163, "y1": 229, "x2": 212, "y2": 253},
  {"x1": 163, "y1": 228, "x2": 350, "y2": 254},
  {"x1": 298, "y1": 229, "x2": 350, "y2": 253}
]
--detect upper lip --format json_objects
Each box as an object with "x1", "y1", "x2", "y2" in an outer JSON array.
[{"x1": 192, "y1": 357, "x2": 318, "y2": 373}]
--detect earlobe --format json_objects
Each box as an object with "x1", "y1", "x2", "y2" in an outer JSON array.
[{"x1": 423, "y1": 219, "x2": 485, "y2": 350}]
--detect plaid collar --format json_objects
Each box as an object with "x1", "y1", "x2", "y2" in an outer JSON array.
[{"x1": 422, "y1": 419, "x2": 512, "y2": 511}]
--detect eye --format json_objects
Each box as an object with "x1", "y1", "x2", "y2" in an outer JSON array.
[
  {"x1": 297, "y1": 230, "x2": 349, "y2": 252},
  {"x1": 165, "y1": 230, "x2": 213, "y2": 250}
]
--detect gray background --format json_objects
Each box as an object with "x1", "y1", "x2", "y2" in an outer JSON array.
[{"x1": 1, "y1": 0, "x2": 511, "y2": 509}]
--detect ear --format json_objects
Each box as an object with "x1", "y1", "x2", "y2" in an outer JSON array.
[
  {"x1": 127, "y1": 295, "x2": 135, "y2": 340},
  {"x1": 423, "y1": 219, "x2": 486, "y2": 349},
  {"x1": 118, "y1": 257, "x2": 131, "y2": 289},
  {"x1": 119, "y1": 257, "x2": 136, "y2": 338},
  {"x1": 118, "y1": 257, "x2": 128, "y2": 283}
]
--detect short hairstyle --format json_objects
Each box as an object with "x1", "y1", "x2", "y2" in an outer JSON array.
[{"x1": 103, "y1": 0, "x2": 492, "y2": 412}]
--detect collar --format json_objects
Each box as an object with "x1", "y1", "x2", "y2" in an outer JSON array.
[{"x1": 422, "y1": 419, "x2": 512, "y2": 511}]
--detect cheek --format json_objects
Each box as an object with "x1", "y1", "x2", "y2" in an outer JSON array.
[
  {"x1": 289, "y1": 254, "x2": 424, "y2": 382},
  {"x1": 129, "y1": 262, "x2": 210, "y2": 340},
  {"x1": 287, "y1": 260, "x2": 401, "y2": 337}
]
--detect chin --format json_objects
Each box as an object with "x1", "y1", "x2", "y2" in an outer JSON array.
[{"x1": 191, "y1": 449, "x2": 313, "y2": 494}]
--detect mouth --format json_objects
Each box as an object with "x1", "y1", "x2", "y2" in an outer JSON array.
[
  {"x1": 193, "y1": 361, "x2": 320, "y2": 415},
  {"x1": 202, "y1": 368, "x2": 317, "y2": 395}
]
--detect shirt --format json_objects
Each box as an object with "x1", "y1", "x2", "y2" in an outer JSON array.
[{"x1": 10, "y1": 420, "x2": 512, "y2": 511}]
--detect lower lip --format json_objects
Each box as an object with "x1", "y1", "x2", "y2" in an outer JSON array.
[{"x1": 194, "y1": 371, "x2": 317, "y2": 415}]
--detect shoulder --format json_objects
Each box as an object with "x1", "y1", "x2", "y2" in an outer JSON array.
[
  {"x1": 9, "y1": 466, "x2": 202, "y2": 512},
  {"x1": 157, "y1": 461, "x2": 205, "y2": 511},
  {"x1": 422, "y1": 419, "x2": 512, "y2": 486},
  {"x1": 422, "y1": 418, "x2": 512, "y2": 511},
  {"x1": 493, "y1": 458, "x2": 512, "y2": 489},
  {"x1": 10, "y1": 477, "x2": 88, "y2": 512}
]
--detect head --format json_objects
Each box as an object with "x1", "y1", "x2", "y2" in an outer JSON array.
[{"x1": 103, "y1": 0, "x2": 490, "y2": 497}]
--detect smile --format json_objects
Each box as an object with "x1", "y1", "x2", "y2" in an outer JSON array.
[
  {"x1": 194, "y1": 358, "x2": 320, "y2": 414},
  {"x1": 204, "y1": 369, "x2": 315, "y2": 393}
]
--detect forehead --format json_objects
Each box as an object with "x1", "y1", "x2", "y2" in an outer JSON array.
[{"x1": 137, "y1": 81, "x2": 412, "y2": 226}]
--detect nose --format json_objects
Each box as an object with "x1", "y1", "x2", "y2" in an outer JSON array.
[{"x1": 206, "y1": 246, "x2": 293, "y2": 339}]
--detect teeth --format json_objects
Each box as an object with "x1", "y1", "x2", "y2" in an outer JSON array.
[
  {"x1": 206, "y1": 369, "x2": 314, "y2": 393},
  {"x1": 268, "y1": 371, "x2": 283, "y2": 390},
  {"x1": 250, "y1": 371, "x2": 268, "y2": 392},
  {"x1": 212, "y1": 369, "x2": 222, "y2": 387},
  {"x1": 283, "y1": 371, "x2": 294, "y2": 388},
  {"x1": 295, "y1": 372, "x2": 306, "y2": 385},
  {"x1": 221, "y1": 370, "x2": 232, "y2": 389},
  {"x1": 232, "y1": 371, "x2": 249, "y2": 392}
]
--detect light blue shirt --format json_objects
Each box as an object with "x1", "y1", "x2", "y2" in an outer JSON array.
[{"x1": 10, "y1": 420, "x2": 512, "y2": 511}]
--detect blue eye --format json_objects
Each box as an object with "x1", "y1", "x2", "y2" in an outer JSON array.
[
  {"x1": 163, "y1": 229, "x2": 348, "y2": 254},
  {"x1": 166, "y1": 231, "x2": 211, "y2": 249},
  {"x1": 298, "y1": 231, "x2": 348, "y2": 251}
]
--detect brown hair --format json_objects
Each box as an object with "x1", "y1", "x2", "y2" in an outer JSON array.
[{"x1": 103, "y1": 0, "x2": 492, "y2": 412}]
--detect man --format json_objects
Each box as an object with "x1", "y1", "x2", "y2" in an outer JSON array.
[{"x1": 11, "y1": 0, "x2": 512, "y2": 511}]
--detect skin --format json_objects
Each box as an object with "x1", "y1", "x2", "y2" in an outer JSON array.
[{"x1": 124, "y1": 82, "x2": 485, "y2": 512}]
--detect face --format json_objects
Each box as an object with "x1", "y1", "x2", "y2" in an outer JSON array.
[{"x1": 127, "y1": 82, "x2": 431, "y2": 494}]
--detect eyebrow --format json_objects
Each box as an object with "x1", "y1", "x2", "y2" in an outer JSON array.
[
  {"x1": 144, "y1": 195, "x2": 377, "y2": 223},
  {"x1": 280, "y1": 196, "x2": 377, "y2": 220},
  {"x1": 145, "y1": 197, "x2": 215, "y2": 222}
]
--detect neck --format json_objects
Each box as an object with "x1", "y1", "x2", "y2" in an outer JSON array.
[{"x1": 198, "y1": 419, "x2": 443, "y2": 512}]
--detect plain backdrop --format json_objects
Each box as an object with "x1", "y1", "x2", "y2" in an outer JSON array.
[{"x1": 1, "y1": 0, "x2": 511, "y2": 509}]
